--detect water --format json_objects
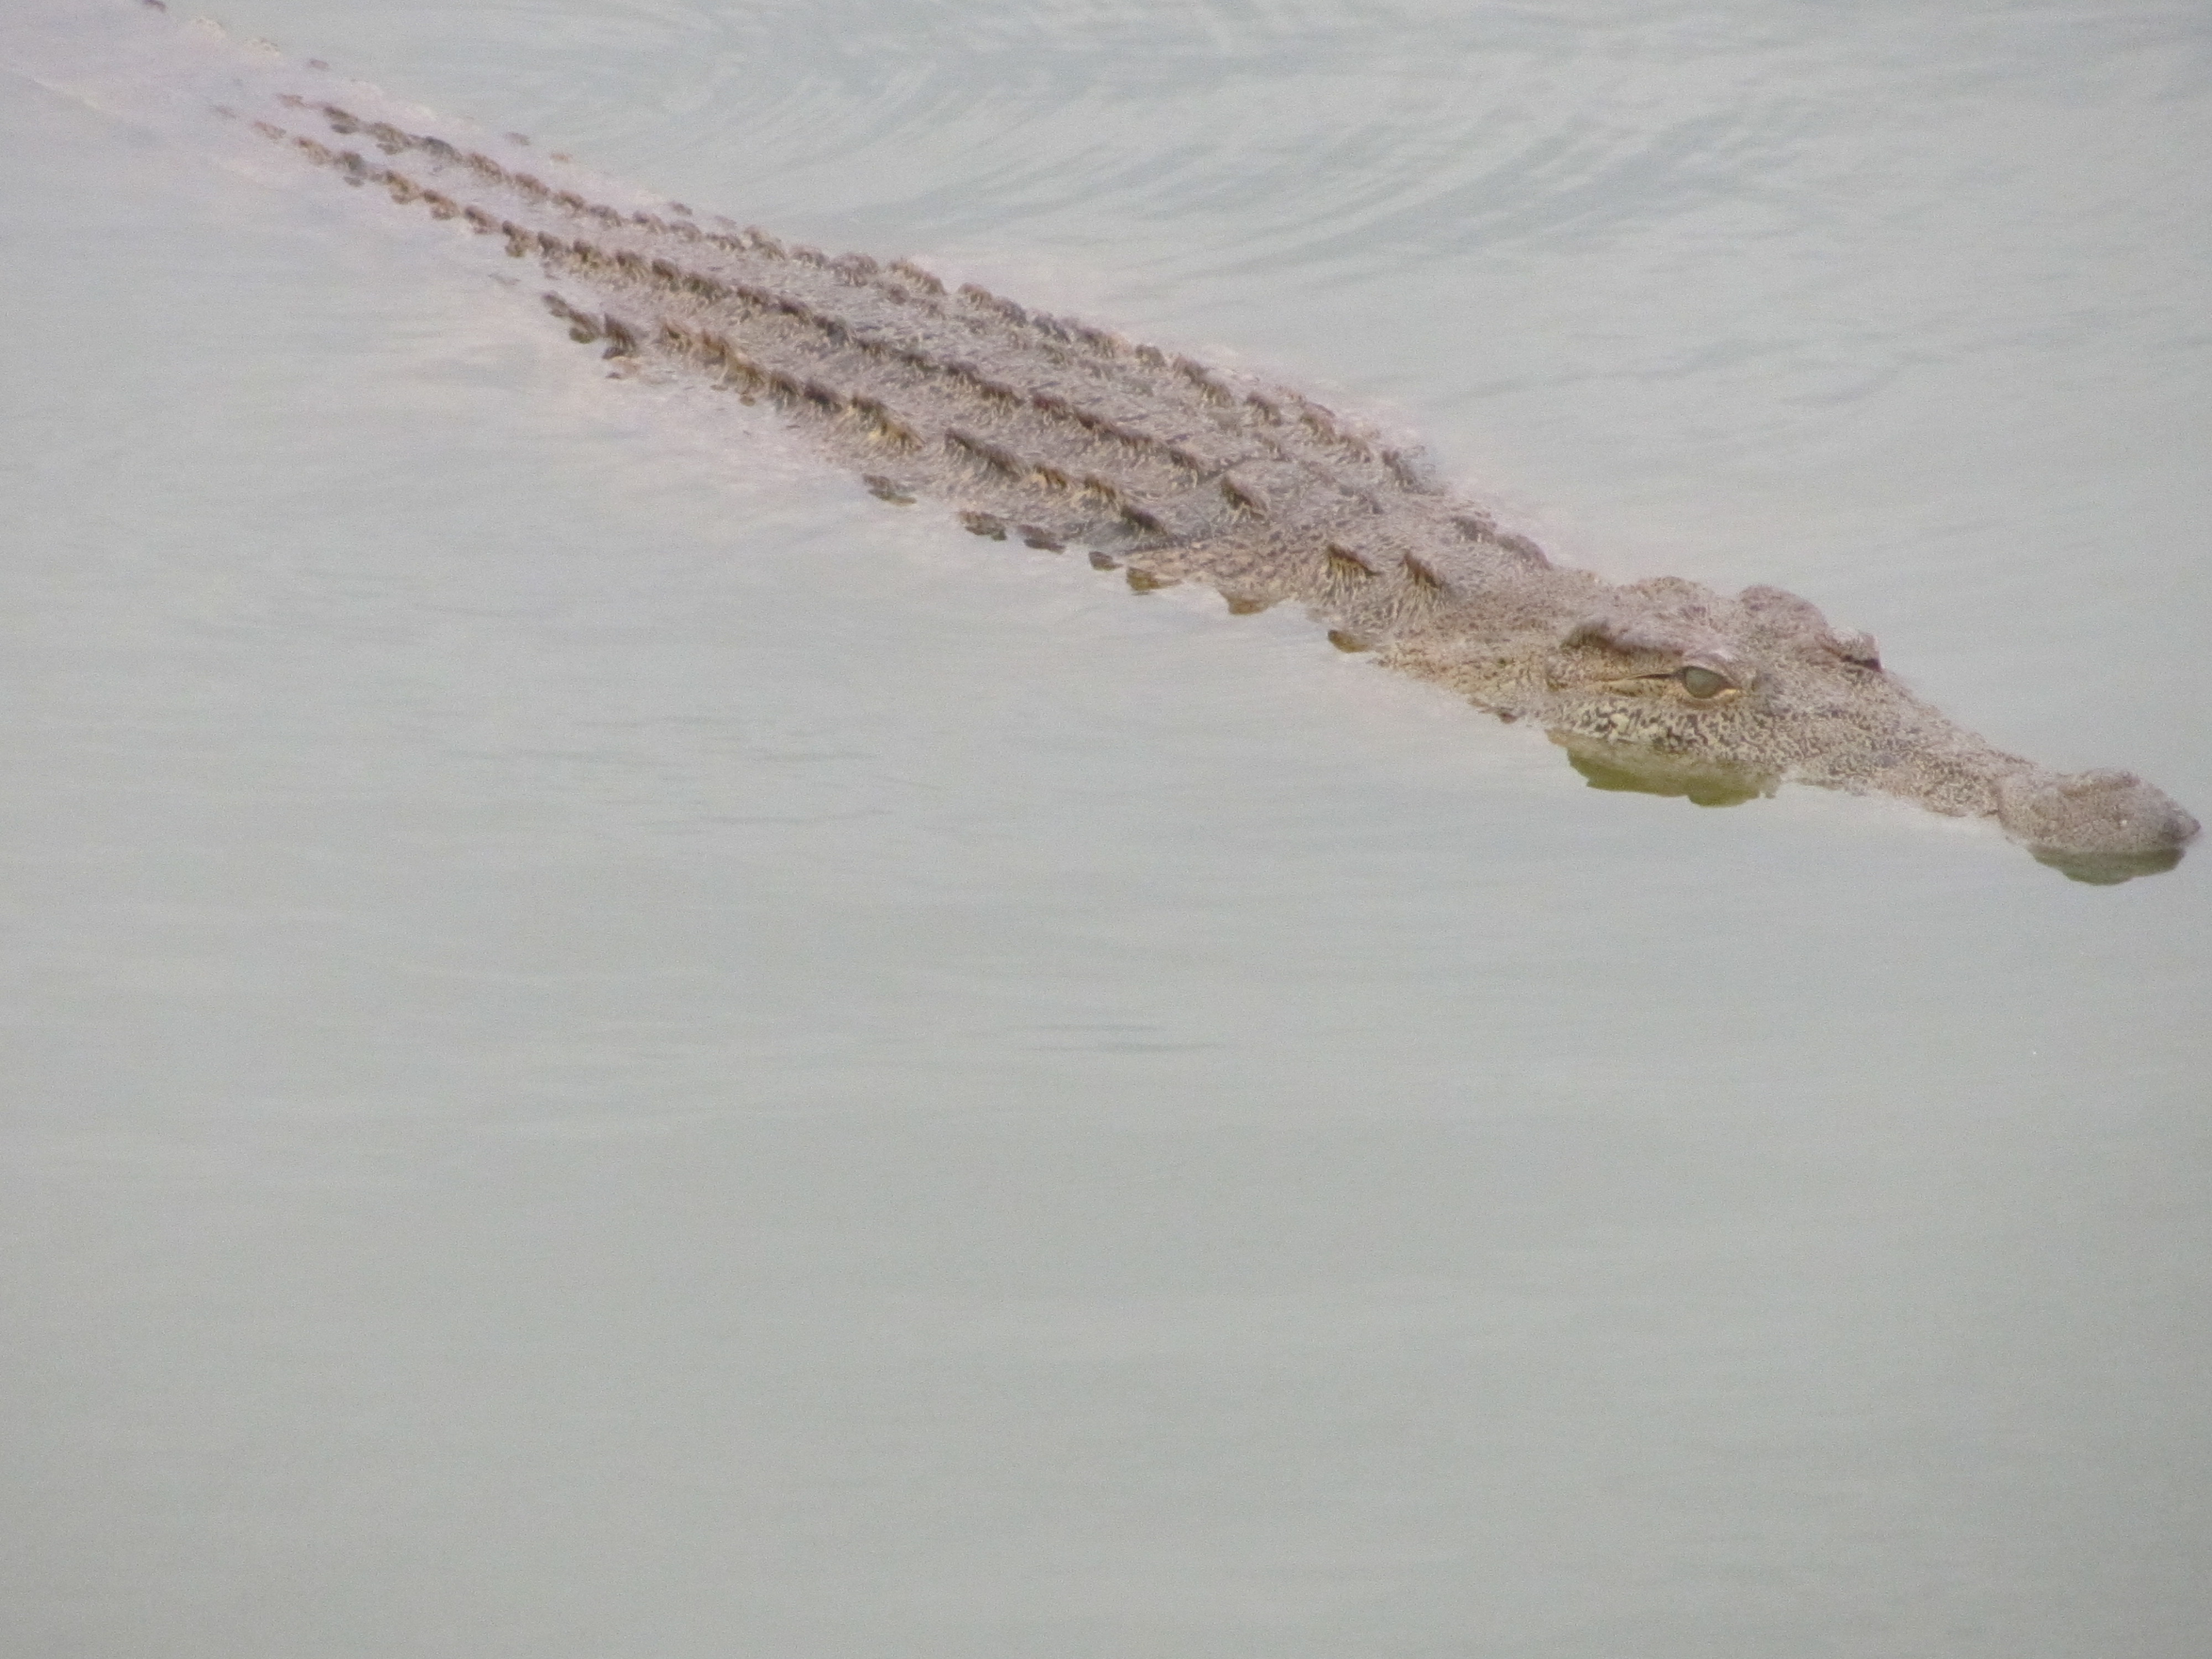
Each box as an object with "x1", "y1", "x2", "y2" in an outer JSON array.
[{"x1": 4, "y1": 2, "x2": 2208, "y2": 1655}]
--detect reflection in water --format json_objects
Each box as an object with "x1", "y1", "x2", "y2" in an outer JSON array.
[
  {"x1": 1554, "y1": 731, "x2": 1776, "y2": 808},
  {"x1": 2029, "y1": 843, "x2": 2188, "y2": 886},
  {"x1": 1558, "y1": 733, "x2": 2192, "y2": 882}
]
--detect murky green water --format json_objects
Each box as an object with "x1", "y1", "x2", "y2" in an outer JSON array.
[{"x1": 6, "y1": 3, "x2": 2208, "y2": 1655}]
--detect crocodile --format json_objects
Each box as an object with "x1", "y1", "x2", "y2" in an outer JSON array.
[{"x1": 123, "y1": 5, "x2": 2203, "y2": 880}]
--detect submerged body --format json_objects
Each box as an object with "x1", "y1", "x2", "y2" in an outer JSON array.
[{"x1": 137, "y1": 9, "x2": 2205, "y2": 878}]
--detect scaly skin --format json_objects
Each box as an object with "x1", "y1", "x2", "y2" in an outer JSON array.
[{"x1": 237, "y1": 86, "x2": 2195, "y2": 881}]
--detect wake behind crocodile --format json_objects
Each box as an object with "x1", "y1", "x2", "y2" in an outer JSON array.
[{"x1": 36, "y1": 2, "x2": 2203, "y2": 881}]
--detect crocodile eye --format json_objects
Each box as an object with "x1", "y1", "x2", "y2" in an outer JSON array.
[{"x1": 1678, "y1": 665, "x2": 1732, "y2": 699}]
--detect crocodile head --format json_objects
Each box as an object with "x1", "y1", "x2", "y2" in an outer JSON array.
[{"x1": 1524, "y1": 577, "x2": 2198, "y2": 880}]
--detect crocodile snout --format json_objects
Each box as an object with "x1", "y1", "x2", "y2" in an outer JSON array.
[{"x1": 1996, "y1": 769, "x2": 2200, "y2": 881}]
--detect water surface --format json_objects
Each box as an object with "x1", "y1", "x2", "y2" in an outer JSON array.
[{"x1": 4, "y1": 3, "x2": 2208, "y2": 1656}]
